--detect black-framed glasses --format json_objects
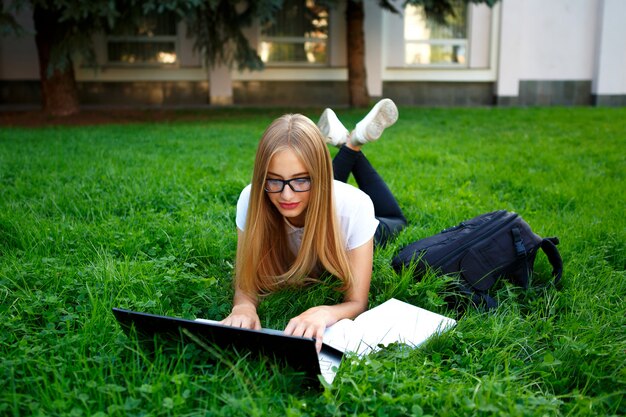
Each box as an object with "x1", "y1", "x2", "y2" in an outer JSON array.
[{"x1": 264, "y1": 177, "x2": 312, "y2": 193}]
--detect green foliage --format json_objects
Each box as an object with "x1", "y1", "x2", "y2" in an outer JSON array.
[
  {"x1": 0, "y1": 0, "x2": 502, "y2": 74},
  {"x1": 379, "y1": 0, "x2": 500, "y2": 23},
  {"x1": 2, "y1": 0, "x2": 127, "y2": 74},
  {"x1": 142, "y1": 0, "x2": 290, "y2": 70},
  {"x1": 0, "y1": 0, "x2": 23, "y2": 36},
  {"x1": 0, "y1": 0, "x2": 285, "y2": 73},
  {"x1": 183, "y1": 0, "x2": 280, "y2": 71},
  {"x1": 0, "y1": 107, "x2": 624, "y2": 416}
]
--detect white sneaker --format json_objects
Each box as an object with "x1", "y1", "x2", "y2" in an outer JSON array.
[
  {"x1": 317, "y1": 108, "x2": 349, "y2": 147},
  {"x1": 351, "y1": 98, "x2": 398, "y2": 146}
]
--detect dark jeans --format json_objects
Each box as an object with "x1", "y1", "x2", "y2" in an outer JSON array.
[{"x1": 333, "y1": 145, "x2": 407, "y2": 246}]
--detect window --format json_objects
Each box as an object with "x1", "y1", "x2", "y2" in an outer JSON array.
[
  {"x1": 107, "y1": 13, "x2": 178, "y2": 65},
  {"x1": 404, "y1": 1, "x2": 468, "y2": 66},
  {"x1": 259, "y1": 0, "x2": 328, "y2": 65}
]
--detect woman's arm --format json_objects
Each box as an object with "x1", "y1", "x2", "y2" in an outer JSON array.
[
  {"x1": 283, "y1": 237, "x2": 373, "y2": 352},
  {"x1": 221, "y1": 228, "x2": 262, "y2": 330}
]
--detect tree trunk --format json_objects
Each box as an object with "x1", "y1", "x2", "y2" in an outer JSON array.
[
  {"x1": 346, "y1": 0, "x2": 369, "y2": 108},
  {"x1": 33, "y1": 5, "x2": 80, "y2": 116}
]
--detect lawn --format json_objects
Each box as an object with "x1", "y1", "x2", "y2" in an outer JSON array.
[{"x1": 0, "y1": 107, "x2": 624, "y2": 416}]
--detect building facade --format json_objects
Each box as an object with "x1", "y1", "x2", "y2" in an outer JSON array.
[{"x1": 1, "y1": 0, "x2": 625, "y2": 108}]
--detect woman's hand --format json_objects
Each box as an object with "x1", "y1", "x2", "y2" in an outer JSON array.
[
  {"x1": 284, "y1": 306, "x2": 334, "y2": 353},
  {"x1": 283, "y1": 238, "x2": 375, "y2": 353},
  {"x1": 221, "y1": 304, "x2": 261, "y2": 330},
  {"x1": 222, "y1": 286, "x2": 261, "y2": 330}
]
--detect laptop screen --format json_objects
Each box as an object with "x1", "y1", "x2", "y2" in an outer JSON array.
[{"x1": 112, "y1": 308, "x2": 342, "y2": 386}]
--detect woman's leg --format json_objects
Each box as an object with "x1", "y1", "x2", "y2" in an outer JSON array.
[
  {"x1": 320, "y1": 100, "x2": 406, "y2": 245},
  {"x1": 333, "y1": 145, "x2": 407, "y2": 246},
  {"x1": 331, "y1": 144, "x2": 357, "y2": 183}
]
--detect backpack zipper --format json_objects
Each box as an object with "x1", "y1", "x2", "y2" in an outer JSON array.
[{"x1": 429, "y1": 211, "x2": 519, "y2": 268}]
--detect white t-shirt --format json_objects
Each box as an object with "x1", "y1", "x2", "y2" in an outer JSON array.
[{"x1": 236, "y1": 180, "x2": 379, "y2": 253}]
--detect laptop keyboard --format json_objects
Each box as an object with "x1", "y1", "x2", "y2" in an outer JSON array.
[{"x1": 318, "y1": 351, "x2": 341, "y2": 384}]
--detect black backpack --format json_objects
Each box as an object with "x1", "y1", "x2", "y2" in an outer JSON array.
[{"x1": 391, "y1": 210, "x2": 563, "y2": 309}]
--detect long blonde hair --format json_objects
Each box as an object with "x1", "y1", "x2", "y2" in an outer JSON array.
[{"x1": 236, "y1": 114, "x2": 353, "y2": 295}]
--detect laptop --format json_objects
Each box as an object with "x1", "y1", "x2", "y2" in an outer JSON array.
[{"x1": 112, "y1": 308, "x2": 343, "y2": 387}]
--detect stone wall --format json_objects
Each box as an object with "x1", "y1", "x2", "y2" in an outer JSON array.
[{"x1": 1, "y1": 80, "x2": 624, "y2": 108}]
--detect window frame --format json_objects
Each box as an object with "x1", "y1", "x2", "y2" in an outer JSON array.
[
  {"x1": 105, "y1": 13, "x2": 180, "y2": 67},
  {"x1": 258, "y1": 0, "x2": 330, "y2": 67},
  {"x1": 403, "y1": 3, "x2": 471, "y2": 68}
]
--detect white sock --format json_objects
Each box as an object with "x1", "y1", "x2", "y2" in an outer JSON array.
[
  {"x1": 317, "y1": 108, "x2": 349, "y2": 147},
  {"x1": 351, "y1": 99, "x2": 398, "y2": 146}
]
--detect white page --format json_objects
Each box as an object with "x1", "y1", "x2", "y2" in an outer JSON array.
[
  {"x1": 322, "y1": 318, "x2": 369, "y2": 355},
  {"x1": 323, "y1": 298, "x2": 456, "y2": 356}
]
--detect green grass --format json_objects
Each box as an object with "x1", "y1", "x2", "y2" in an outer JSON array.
[{"x1": 1, "y1": 107, "x2": 624, "y2": 416}]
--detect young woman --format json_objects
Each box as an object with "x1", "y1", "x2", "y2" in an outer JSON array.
[{"x1": 221, "y1": 99, "x2": 406, "y2": 351}]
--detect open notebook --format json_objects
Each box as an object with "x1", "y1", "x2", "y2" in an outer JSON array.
[{"x1": 322, "y1": 298, "x2": 457, "y2": 356}]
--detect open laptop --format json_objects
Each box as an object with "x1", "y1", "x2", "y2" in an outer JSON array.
[{"x1": 112, "y1": 308, "x2": 343, "y2": 387}]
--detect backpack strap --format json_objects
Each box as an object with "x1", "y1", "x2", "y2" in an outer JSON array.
[
  {"x1": 474, "y1": 291, "x2": 498, "y2": 310},
  {"x1": 509, "y1": 227, "x2": 532, "y2": 288},
  {"x1": 541, "y1": 237, "x2": 563, "y2": 286},
  {"x1": 457, "y1": 282, "x2": 498, "y2": 310},
  {"x1": 511, "y1": 227, "x2": 527, "y2": 257}
]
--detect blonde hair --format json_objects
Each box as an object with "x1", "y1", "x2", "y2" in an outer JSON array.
[{"x1": 236, "y1": 114, "x2": 353, "y2": 295}]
